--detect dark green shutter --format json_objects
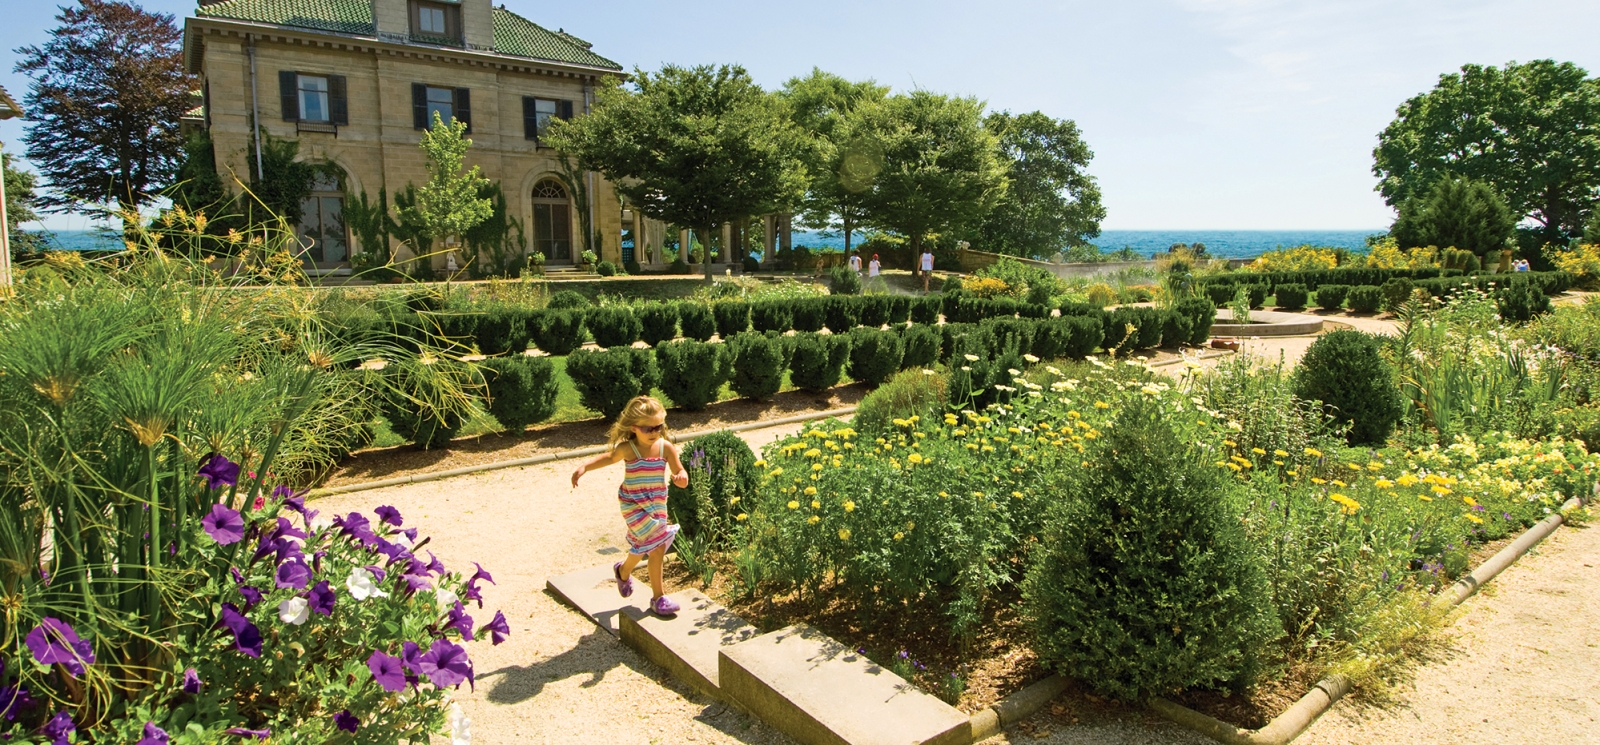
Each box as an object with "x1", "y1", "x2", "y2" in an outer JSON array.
[
  {"x1": 523, "y1": 96, "x2": 537, "y2": 140},
  {"x1": 329, "y1": 75, "x2": 348, "y2": 125},
  {"x1": 558, "y1": 100, "x2": 574, "y2": 120},
  {"x1": 412, "y1": 83, "x2": 427, "y2": 129},
  {"x1": 279, "y1": 71, "x2": 299, "y2": 121},
  {"x1": 454, "y1": 88, "x2": 471, "y2": 132}
]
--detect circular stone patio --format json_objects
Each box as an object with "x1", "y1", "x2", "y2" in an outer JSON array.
[{"x1": 1209, "y1": 309, "x2": 1326, "y2": 337}]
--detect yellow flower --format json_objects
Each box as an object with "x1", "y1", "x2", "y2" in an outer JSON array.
[
  {"x1": 1224, "y1": 440, "x2": 1238, "y2": 447},
  {"x1": 769, "y1": 467, "x2": 785, "y2": 478},
  {"x1": 893, "y1": 532, "x2": 904, "y2": 541},
  {"x1": 1332, "y1": 479, "x2": 1347, "y2": 487},
  {"x1": 1346, "y1": 463, "x2": 1363, "y2": 472},
  {"x1": 1094, "y1": 401, "x2": 1110, "y2": 409},
  {"x1": 1251, "y1": 447, "x2": 1266, "y2": 455},
  {"x1": 843, "y1": 500, "x2": 856, "y2": 512},
  {"x1": 1311, "y1": 478, "x2": 1326, "y2": 485},
  {"x1": 811, "y1": 499, "x2": 821, "y2": 509},
  {"x1": 736, "y1": 513, "x2": 748, "y2": 521},
  {"x1": 1012, "y1": 491, "x2": 1024, "y2": 499},
  {"x1": 1418, "y1": 495, "x2": 1433, "y2": 502},
  {"x1": 1431, "y1": 485, "x2": 1452, "y2": 495},
  {"x1": 838, "y1": 528, "x2": 851, "y2": 540},
  {"x1": 1273, "y1": 449, "x2": 1288, "y2": 457},
  {"x1": 1463, "y1": 496, "x2": 1478, "y2": 507},
  {"x1": 1375, "y1": 478, "x2": 1394, "y2": 489},
  {"x1": 754, "y1": 460, "x2": 767, "y2": 468},
  {"x1": 1366, "y1": 463, "x2": 1383, "y2": 471},
  {"x1": 1304, "y1": 447, "x2": 1323, "y2": 458},
  {"x1": 1287, "y1": 470, "x2": 1299, "y2": 477},
  {"x1": 1396, "y1": 474, "x2": 1419, "y2": 487},
  {"x1": 1227, "y1": 463, "x2": 1243, "y2": 472},
  {"x1": 938, "y1": 491, "x2": 949, "y2": 498},
  {"x1": 907, "y1": 453, "x2": 924, "y2": 465},
  {"x1": 812, "y1": 463, "x2": 824, "y2": 471},
  {"x1": 787, "y1": 500, "x2": 800, "y2": 510},
  {"x1": 1329, "y1": 493, "x2": 1361, "y2": 514},
  {"x1": 803, "y1": 486, "x2": 817, "y2": 496},
  {"x1": 807, "y1": 515, "x2": 821, "y2": 525},
  {"x1": 805, "y1": 448, "x2": 822, "y2": 458},
  {"x1": 1465, "y1": 514, "x2": 1483, "y2": 524}
]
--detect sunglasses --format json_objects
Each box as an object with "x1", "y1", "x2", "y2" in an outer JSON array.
[{"x1": 634, "y1": 424, "x2": 664, "y2": 434}]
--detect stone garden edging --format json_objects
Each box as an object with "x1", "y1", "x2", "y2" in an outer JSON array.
[
  {"x1": 1146, "y1": 487, "x2": 1593, "y2": 745},
  {"x1": 308, "y1": 406, "x2": 859, "y2": 498}
]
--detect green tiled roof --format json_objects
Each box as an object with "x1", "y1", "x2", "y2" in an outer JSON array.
[{"x1": 195, "y1": 0, "x2": 621, "y2": 70}]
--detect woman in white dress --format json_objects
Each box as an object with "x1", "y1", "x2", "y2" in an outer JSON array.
[{"x1": 868, "y1": 254, "x2": 881, "y2": 278}]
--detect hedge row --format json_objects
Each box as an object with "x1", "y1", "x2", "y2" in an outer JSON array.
[{"x1": 1198, "y1": 268, "x2": 1572, "y2": 308}]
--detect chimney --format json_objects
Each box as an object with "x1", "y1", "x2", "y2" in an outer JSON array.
[
  {"x1": 461, "y1": 0, "x2": 494, "y2": 51},
  {"x1": 372, "y1": 0, "x2": 409, "y2": 43}
]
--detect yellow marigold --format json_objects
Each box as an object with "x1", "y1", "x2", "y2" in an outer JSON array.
[
  {"x1": 811, "y1": 500, "x2": 821, "y2": 509},
  {"x1": 769, "y1": 467, "x2": 785, "y2": 478},
  {"x1": 1375, "y1": 478, "x2": 1394, "y2": 489},
  {"x1": 1224, "y1": 440, "x2": 1238, "y2": 447},
  {"x1": 1432, "y1": 485, "x2": 1452, "y2": 495},
  {"x1": 804, "y1": 486, "x2": 817, "y2": 496},
  {"x1": 1329, "y1": 493, "x2": 1361, "y2": 514},
  {"x1": 1094, "y1": 401, "x2": 1110, "y2": 409},
  {"x1": 838, "y1": 528, "x2": 851, "y2": 540},
  {"x1": 812, "y1": 464, "x2": 824, "y2": 472},
  {"x1": 807, "y1": 515, "x2": 821, "y2": 525},
  {"x1": 1304, "y1": 447, "x2": 1323, "y2": 458},
  {"x1": 1251, "y1": 447, "x2": 1266, "y2": 455},
  {"x1": 938, "y1": 491, "x2": 949, "y2": 498},
  {"x1": 1311, "y1": 478, "x2": 1326, "y2": 485},
  {"x1": 907, "y1": 453, "x2": 924, "y2": 464},
  {"x1": 1397, "y1": 474, "x2": 1419, "y2": 487},
  {"x1": 787, "y1": 500, "x2": 800, "y2": 510},
  {"x1": 1274, "y1": 449, "x2": 1289, "y2": 457},
  {"x1": 1012, "y1": 491, "x2": 1024, "y2": 499},
  {"x1": 893, "y1": 532, "x2": 904, "y2": 541},
  {"x1": 1332, "y1": 479, "x2": 1347, "y2": 487},
  {"x1": 1367, "y1": 463, "x2": 1383, "y2": 471},
  {"x1": 1418, "y1": 495, "x2": 1433, "y2": 502},
  {"x1": 1463, "y1": 496, "x2": 1478, "y2": 507},
  {"x1": 805, "y1": 448, "x2": 822, "y2": 458},
  {"x1": 754, "y1": 460, "x2": 767, "y2": 468},
  {"x1": 843, "y1": 500, "x2": 856, "y2": 512},
  {"x1": 1465, "y1": 514, "x2": 1483, "y2": 524},
  {"x1": 1346, "y1": 463, "x2": 1363, "y2": 472}
]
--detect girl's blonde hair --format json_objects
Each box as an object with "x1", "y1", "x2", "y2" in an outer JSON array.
[{"x1": 606, "y1": 395, "x2": 669, "y2": 450}]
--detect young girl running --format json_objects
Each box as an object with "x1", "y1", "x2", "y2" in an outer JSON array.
[{"x1": 570, "y1": 395, "x2": 688, "y2": 615}]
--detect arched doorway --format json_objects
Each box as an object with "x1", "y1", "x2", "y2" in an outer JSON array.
[
  {"x1": 531, "y1": 179, "x2": 572, "y2": 263},
  {"x1": 298, "y1": 169, "x2": 348, "y2": 266}
]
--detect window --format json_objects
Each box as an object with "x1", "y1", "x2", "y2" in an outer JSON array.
[
  {"x1": 417, "y1": 5, "x2": 446, "y2": 34},
  {"x1": 298, "y1": 171, "x2": 348, "y2": 265},
  {"x1": 298, "y1": 75, "x2": 329, "y2": 122},
  {"x1": 279, "y1": 72, "x2": 347, "y2": 125},
  {"x1": 413, "y1": 84, "x2": 470, "y2": 131},
  {"x1": 409, "y1": 0, "x2": 460, "y2": 42},
  {"x1": 523, "y1": 97, "x2": 575, "y2": 141},
  {"x1": 532, "y1": 180, "x2": 572, "y2": 262},
  {"x1": 426, "y1": 86, "x2": 453, "y2": 125}
]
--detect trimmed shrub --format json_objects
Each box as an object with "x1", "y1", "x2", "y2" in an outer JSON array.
[
  {"x1": 667, "y1": 430, "x2": 758, "y2": 540},
  {"x1": 1023, "y1": 397, "x2": 1277, "y2": 701},
  {"x1": 669, "y1": 257, "x2": 692, "y2": 274},
  {"x1": 713, "y1": 301, "x2": 750, "y2": 338},
  {"x1": 678, "y1": 303, "x2": 716, "y2": 341},
  {"x1": 1274, "y1": 283, "x2": 1308, "y2": 311},
  {"x1": 1496, "y1": 283, "x2": 1551, "y2": 323},
  {"x1": 750, "y1": 300, "x2": 794, "y2": 333},
  {"x1": 982, "y1": 317, "x2": 1036, "y2": 358},
  {"x1": 886, "y1": 295, "x2": 912, "y2": 326},
  {"x1": 380, "y1": 359, "x2": 472, "y2": 450},
  {"x1": 846, "y1": 328, "x2": 905, "y2": 387},
  {"x1": 857, "y1": 295, "x2": 891, "y2": 328},
  {"x1": 829, "y1": 265, "x2": 863, "y2": 295},
  {"x1": 656, "y1": 340, "x2": 731, "y2": 410},
  {"x1": 789, "y1": 332, "x2": 852, "y2": 391},
  {"x1": 474, "y1": 306, "x2": 524, "y2": 354},
  {"x1": 596, "y1": 260, "x2": 620, "y2": 277},
  {"x1": 899, "y1": 324, "x2": 942, "y2": 369},
  {"x1": 727, "y1": 331, "x2": 789, "y2": 401},
  {"x1": 430, "y1": 310, "x2": 480, "y2": 350},
  {"x1": 792, "y1": 298, "x2": 827, "y2": 332},
  {"x1": 625, "y1": 259, "x2": 643, "y2": 275},
  {"x1": 1110, "y1": 307, "x2": 1164, "y2": 350},
  {"x1": 529, "y1": 309, "x2": 586, "y2": 356},
  {"x1": 586, "y1": 306, "x2": 641, "y2": 349},
  {"x1": 565, "y1": 347, "x2": 661, "y2": 420},
  {"x1": 1245, "y1": 283, "x2": 1269, "y2": 309},
  {"x1": 824, "y1": 295, "x2": 861, "y2": 333},
  {"x1": 548, "y1": 289, "x2": 590, "y2": 309},
  {"x1": 853, "y1": 369, "x2": 949, "y2": 435},
  {"x1": 1380, "y1": 278, "x2": 1414, "y2": 311},
  {"x1": 1173, "y1": 297, "x2": 1216, "y2": 345},
  {"x1": 945, "y1": 334, "x2": 994, "y2": 409},
  {"x1": 940, "y1": 322, "x2": 974, "y2": 362},
  {"x1": 1346, "y1": 285, "x2": 1383, "y2": 314},
  {"x1": 1205, "y1": 283, "x2": 1236, "y2": 308},
  {"x1": 942, "y1": 290, "x2": 966, "y2": 321},
  {"x1": 910, "y1": 295, "x2": 942, "y2": 325},
  {"x1": 482, "y1": 355, "x2": 559, "y2": 434},
  {"x1": 742, "y1": 256, "x2": 760, "y2": 273},
  {"x1": 1061, "y1": 315, "x2": 1103, "y2": 358},
  {"x1": 1293, "y1": 330, "x2": 1404, "y2": 446},
  {"x1": 1313, "y1": 284, "x2": 1349, "y2": 311},
  {"x1": 638, "y1": 303, "x2": 680, "y2": 346},
  {"x1": 1161, "y1": 312, "x2": 1194, "y2": 349},
  {"x1": 1030, "y1": 318, "x2": 1072, "y2": 361}
]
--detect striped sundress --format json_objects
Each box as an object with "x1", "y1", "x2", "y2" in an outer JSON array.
[{"x1": 619, "y1": 440, "x2": 678, "y2": 556}]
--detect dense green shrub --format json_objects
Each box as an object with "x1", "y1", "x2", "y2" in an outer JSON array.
[
  {"x1": 548, "y1": 289, "x2": 590, "y2": 309},
  {"x1": 1245, "y1": 283, "x2": 1269, "y2": 309},
  {"x1": 940, "y1": 322, "x2": 974, "y2": 362},
  {"x1": 1023, "y1": 397, "x2": 1277, "y2": 701},
  {"x1": 473, "y1": 306, "x2": 523, "y2": 354},
  {"x1": 728, "y1": 331, "x2": 789, "y2": 400},
  {"x1": 1161, "y1": 312, "x2": 1194, "y2": 348},
  {"x1": 1274, "y1": 283, "x2": 1308, "y2": 311},
  {"x1": 1496, "y1": 283, "x2": 1551, "y2": 322},
  {"x1": 668, "y1": 430, "x2": 759, "y2": 540},
  {"x1": 1293, "y1": 330, "x2": 1404, "y2": 445},
  {"x1": 857, "y1": 295, "x2": 891, "y2": 328},
  {"x1": 529, "y1": 309, "x2": 587, "y2": 355},
  {"x1": 714, "y1": 300, "x2": 750, "y2": 338},
  {"x1": 899, "y1": 325, "x2": 942, "y2": 369},
  {"x1": 1314, "y1": 284, "x2": 1349, "y2": 311},
  {"x1": 586, "y1": 306, "x2": 641, "y2": 348},
  {"x1": 792, "y1": 297, "x2": 827, "y2": 332},
  {"x1": 566, "y1": 347, "x2": 661, "y2": 420},
  {"x1": 854, "y1": 369, "x2": 949, "y2": 435},
  {"x1": 789, "y1": 332, "x2": 852, "y2": 391},
  {"x1": 1205, "y1": 283, "x2": 1236, "y2": 307},
  {"x1": 825, "y1": 295, "x2": 861, "y2": 332},
  {"x1": 596, "y1": 260, "x2": 620, "y2": 277},
  {"x1": 482, "y1": 355, "x2": 559, "y2": 433},
  {"x1": 750, "y1": 300, "x2": 795, "y2": 333},
  {"x1": 669, "y1": 257, "x2": 692, "y2": 274},
  {"x1": 1061, "y1": 315, "x2": 1104, "y2": 358},
  {"x1": 1173, "y1": 297, "x2": 1216, "y2": 345},
  {"x1": 944, "y1": 334, "x2": 995, "y2": 409},
  {"x1": 429, "y1": 310, "x2": 480, "y2": 351},
  {"x1": 1030, "y1": 317, "x2": 1072, "y2": 361},
  {"x1": 982, "y1": 317, "x2": 1036, "y2": 358},
  {"x1": 678, "y1": 303, "x2": 716, "y2": 341},
  {"x1": 1110, "y1": 307, "x2": 1164, "y2": 350},
  {"x1": 886, "y1": 296, "x2": 912, "y2": 326},
  {"x1": 1346, "y1": 285, "x2": 1383, "y2": 313},
  {"x1": 847, "y1": 328, "x2": 905, "y2": 387},
  {"x1": 829, "y1": 265, "x2": 863, "y2": 295},
  {"x1": 742, "y1": 256, "x2": 760, "y2": 273},
  {"x1": 911, "y1": 295, "x2": 942, "y2": 325},
  {"x1": 381, "y1": 360, "x2": 473, "y2": 450},
  {"x1": 1380, "y1": 277, "x2": 1414, "y2": 311},
  {"x1": 625, "y1": 259, "x2": 643, "y2": 275},
  {"x1": 656, "y1": 340, "x2": 731, "y2": 410},
  {"x1": 638, "y1": 303, "x2": 680, "y2": 346}
]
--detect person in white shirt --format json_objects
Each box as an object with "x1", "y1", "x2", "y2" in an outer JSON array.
[
  {"x1": 868, "y1": 254, "x2": 881, "y2": 278},
  {"x1": 919, "y1": 250, "x2": 934, "y2": 292},
  {"x1": 848, "y1": 252, "x2": 862, "y2": 273}
]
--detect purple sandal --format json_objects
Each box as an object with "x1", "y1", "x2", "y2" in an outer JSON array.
[
  {"x1": 613, "y1": 562, "x2": 633, "y2": 598},
  {"x1": 651, "y1": 595, "x2": 680, "y2": 616}
]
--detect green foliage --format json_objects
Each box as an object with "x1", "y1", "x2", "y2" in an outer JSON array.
[
  {"x1": 678, "y1": 302, "x2": 717, "y2": 341},
  {"x1": 714, "y1": 300, "x2": 751, "y2": 338},
  {"x1": 825, "y1": 295, "x2": 861, "y2": 332},
  {"x1": 1381, "y1": 277, "x2": 1415, "y2": 311},
  {"x1": 975, "y1": 256, "x2": 1061, "y2": 303},
  {"x1": 1274, "y1": 283, "x2": 1309, "y2": 311},
  {"x1": 529, "y1": 309, "x2": 587, "y2": 356},
  {"x1": 728, "y1": 331, "x2": 790, "y2": 401},
  {"x1": 638, "y1": 302, "x2": 681, "y2": 346},
  {"x1": 854, "y1": 369, "x2": 948, "y2": 435},
  {"x1": 792, "y1": 297, "x2": 827, "y2": 332},
  {"x1": 1173, "y1": 297, "x2": 1216, "y2": 345},
  {"x1": 656, "y1": 340, "x2": 731, "y2": 410},
  {"x1": 397, "y1": 113, "x2": 494, "y2": 246},
  {"x1": 1023, "y1": 397, "x2": 1277, "y2": 700},
  {"x1": 548, "y1": 290, "x2": 591, "y2": 309},
  {"x1": 1496, "y1": 283, "x2": 1551, "y2": 322},
  {"x1": 1315, "y1": 284, "x2": 1350, "y2": 310},
  {"x1": 911, "y1": 296, "x2": 942, "y2": 325},
  {"x1": 899, "y1": 325, "x2": 942, "y2": 369},
  {"x1": 483, "y1": 355, "x2": 559, "y2": 433},
  {"x1": 565, "y1": 347, "x2": 661, "y2": 420},
  {"x1": 782, "y1": 69, "x2": 890, "y2": 259},
  {"x1": 596, "y1": 259, "x2": 620, "y2": 276},
  {"x1": 1294, "y1": 330, "x2": 1405, "y2": 445},
  {"x1": 1347, "y1": 285, "x2": 1383, "y2": 313},
  {"x1": 1390, "y1": 177, "x2": 1517, "y2": 257},
  {"x1": 975, "y1": 111, "x2": 1105, "y2": 259},
  {"x1": 381, "y1": 357, "x2": 477, "y2": 449},
  {"x1": 847, "y1": 328, "x2": 905, "y2": 387},
  {"x1": 829, "y1": 265, "x2": 863, "y2": 295},
  {"x1": 1206, "y1": 283, "x2": 1236, "y2": 307},
  {"x1": 857, "y1": 295, "x2": 891, "y2": 328},
  {"x1": 669, "y1": 431, "x2": 759, "y2": 540},
  {"x1": 789, "y1": 332, "x2": 852, "y2": 391},
  {"x1": 464, "y1": 182, "x2": 528, "y2": 278},
  {"x1": 750, "y1": 300, "x2": 794, "y2": 333},
  {"x1": 586, "y1": 305, "x2": 642, "y2": 348}
]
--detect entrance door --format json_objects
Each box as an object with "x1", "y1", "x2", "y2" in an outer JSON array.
[
  {"x1": 532, "y1": 179, "x2": 572, "y2": 263},
  {"x1": 298, "y1": 171, "x2": 348, "y2": 265}
]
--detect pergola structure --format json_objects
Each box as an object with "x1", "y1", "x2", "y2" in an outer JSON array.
[{"x1": 0, "y1": 83, "x2": 22, "y2": 293}]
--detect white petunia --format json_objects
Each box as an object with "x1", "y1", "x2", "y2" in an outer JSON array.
[
  {"x1": 347, "y1": 567, "x2": 388, "y2": 601},
  {"x1": 279, "y1": 597, "x2": 309, "y2": 625},
  {"x1": 450, "y1": 703, "x2": 472, "y2": 745},
  {"x1": 435, "y1": 587, "x2": 459, "y2": 611}
]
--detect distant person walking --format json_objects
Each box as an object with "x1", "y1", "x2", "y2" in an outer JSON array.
[
  {"x1": 919, "y1": 250, "x2": 934, "y2": 292},
  {"x1": 868, "y1": 254, "x2": 881, "y2": 279},
  {"x1": 848, "y1": 252, "x2": 862, "y2": 273}
]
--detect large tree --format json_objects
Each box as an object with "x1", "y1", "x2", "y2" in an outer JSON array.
[
  {"x1": 15, "y1": 1, "x2": 193, "y2": 216},
  {"x1": 1390, "y1": 176, "x2": 1516, "y2": 257},
  {"x1": 780, "y1": 68, "x2": 889, "y2": 253},
  {"x1": 850, "y1": 91, "x2": 1007, "y2": 265},
  {"x1": 4, "y1": 153, "x2": 41, "y2": 253},
  {"x1": 974, "y1": 111, "x2": 1104, "y2": 259},
  {"x1": 1373, "y1": 60, "x2": 1600, "y2": 246},
  {"x1": 544, "y1": 64, "x2": 806, "y2": 283}
]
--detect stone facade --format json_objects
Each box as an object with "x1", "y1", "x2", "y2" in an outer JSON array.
[{"x1": 184, "y1": 3, "x2": 636, "y2": 271}]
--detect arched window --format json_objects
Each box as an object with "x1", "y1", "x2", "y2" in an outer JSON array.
[
  {"x1": 298, "y1": 169, "x2": 348, "y2": 265},
  {"x1": 532, "y1": 178, "x2": 571, "y2": 262}
]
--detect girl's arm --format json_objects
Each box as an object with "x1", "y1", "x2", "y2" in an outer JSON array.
[
  {"x1": 662, "y1": 442, "x2": 689, "y2": 488},
  {"x1": 571, "y1": 445, "x2": 625, "y2": 488}
]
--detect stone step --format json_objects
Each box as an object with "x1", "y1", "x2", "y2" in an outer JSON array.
[
  {"x1": 718, "y1": 624, "x2": 971, "y2": 745},
  {"x1": 544, "y1": 563, "x2": 653, "y2": 636},
  {"x1": 619, "y1": 588, "x2": 760, "y2": 701}
]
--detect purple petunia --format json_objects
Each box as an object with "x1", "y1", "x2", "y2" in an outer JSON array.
[
  {"x1": 484, "y1": 610, "x2": 511, "y2": 646},
  {"x1": 334, "y1": 709, "x2": 360, "y2": 733},
  {"x1": 275, "y1": 560, "x2": 312, "y2": 590},
  {"x1": 197, "y1": 454, "x2": 241, "y2": 490},
  {"x1": 25, "y1": 618, "x2": 94, "y2": 678},
  {"x1": 40, "y1": 710, "x2": 74, "y2": 745},
  {"x1": 0, "y1": 669, "x2": 35, "y2": 722},
  {"x1": 182, "y1": 668, "x2": 202, "y2": 694},
  {"x1": 416, "y1": 640, "x2": 473, "y2": 688},
  {"x1": 464, "y1": 562, "x2": 495, "y2": 608},
  {"x1": 238, "y1": 585, "x2": 264, "y2": 609},
  {"x1": 223, "y1": 727, "x2": 271, "y2": 739},
  {"x1": 136, "y1": 721, "x2": 170, "y2": 745},
  {"x1": 446, "y1": 602, "x2": 475, "y2": 641},
  {"x1": 400, "y1": 641, "x2": 423, "y2": 672},
  {"x1": 202, "y1": 504, "x2": 245, "y2": 545},
  {"x1": 402, "y1": 572, "x2": 433, "y2": 594},
  {"x1": 425, "y1": 552, "x2": 446, "y2": 576},
  {"x1": 338, "y1": 512, "x2": 379, "y2": 546},
  {"x1": 367, "y1": 650, "x2": 407, "y2": 692},
  {"x1": 375, "y1": 505, "x2": 403, "y2": 527},
  {"x1": 219, "y1": 603, "x2": 262, "y2": 658},
  {"x1": 307, "y1": 580, "x2": 336, "y2": 616},
  {"x1": 273, "y1": 485, "x2": 308, "y2": 511},
  {"x1": 275, "y1": 517, "x2": 308, "y2": 542},
  {"x1": 364, "y1": 565, "x2": 388, "y2": 582}
]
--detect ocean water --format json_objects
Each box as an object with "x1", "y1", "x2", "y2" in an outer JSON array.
[{"x1": 787, "y1": 229, "x2": 1382, "y2": 259}]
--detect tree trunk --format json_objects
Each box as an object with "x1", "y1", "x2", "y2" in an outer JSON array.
[
  {"x1": 910, "y1": 232, "x2": 922, "y2": 279},
  {"x1": 702, "y1": 225, "x2": 715, "y2": 284},
  {"x1": 844, "y1": 216, "x2": 853, "y2": 254}
]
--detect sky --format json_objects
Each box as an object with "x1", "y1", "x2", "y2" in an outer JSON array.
[{"x1": 3, "y1": 0, "x2": 1598, "y2": 233}]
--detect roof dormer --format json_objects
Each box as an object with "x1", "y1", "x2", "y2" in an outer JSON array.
[{"x1": 373, "y1": 0, "x2": 492, "y2": 50}]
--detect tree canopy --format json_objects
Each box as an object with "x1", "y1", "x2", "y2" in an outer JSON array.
[
  {"x1": 974, "y1": 111, "x2": 1104, "y2": 259},
  {"x1": 4, "y1": 154, "x2": 40, "y2": 253},
  {"x1": 1390, "y1": 176, "x2": 1516, "y2": 257},
  {"x1": 544, "y1": 64, "x2": 806, "y2": 281},
  {"x1": 780, "y1": 69, "x2": 889, "y2": 252},
  {"x1": 14, "y1": 0, "x2": 193, "y2": 214},
  {"x1": 398, "y1": 113, "x2": 493, "y2": 245},
  {"x1": 1373, "y1": 60, "x2": 1600, "y2": 245}
]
